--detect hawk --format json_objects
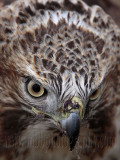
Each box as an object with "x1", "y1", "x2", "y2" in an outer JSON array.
[{"x1": 0, "y1": 0, "x2": 120, "y2": 160}]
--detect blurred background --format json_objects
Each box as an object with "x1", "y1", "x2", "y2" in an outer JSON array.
[{"x1": 0, "y1": 0, "x2": 120, "y2": 26}]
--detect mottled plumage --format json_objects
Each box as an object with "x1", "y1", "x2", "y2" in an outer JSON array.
[{"x1": 0, "y1": 0, "x2": 120, "y2": 160}]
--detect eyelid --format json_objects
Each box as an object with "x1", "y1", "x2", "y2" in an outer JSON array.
[
  {"x1": 91, "y1": 81, "x2": 103, "y2": 94},
  {"x1": 26, "y1": 77, "x2": 41, "y2": 84},
  {"x1": 90, "y1": 87, "x2": 101, "y2": 101}
]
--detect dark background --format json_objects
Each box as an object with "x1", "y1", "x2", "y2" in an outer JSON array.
[{"x1": 0, "y1": 0, "x2": 120, "y2": 26}]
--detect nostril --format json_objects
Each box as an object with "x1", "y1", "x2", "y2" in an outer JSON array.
[
  {"x1": 59, "y1": 97, "x2": 84, "y2": 119},
  {"x1": 64, "y1": 99, "x2": 80, "y2": 112},
  {"x1": 74, "y1": 103, "x2": 80, "y2": 109},
  {"x1": 64, "y1": 99, "x2": 72, "y2": 112},
  {"x1": 64, "y1": 99, "x2": 72, "y2": 107}
]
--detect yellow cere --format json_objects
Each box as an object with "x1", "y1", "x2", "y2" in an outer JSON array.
[{"x1": 72, "y1": 96, "x2": 84, "y2": 119}]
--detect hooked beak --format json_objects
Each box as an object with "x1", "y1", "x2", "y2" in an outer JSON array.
[
  {"x1": 60, "y1": 112, "x2": 80, "y2": 150},
  {"x1": 59, "y1": 96, "x2": 84, "y2": 150},
  {"x1": 32, "y1": 96, "x2": 84, "y2": 151}
]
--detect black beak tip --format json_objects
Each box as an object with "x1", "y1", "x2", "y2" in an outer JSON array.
[
  {"x1": 65, "y1": 113, "x2": 80, "y2": 151},
  {"x1": 69, "y1": 136, "x2": 79, "y2": 151}
]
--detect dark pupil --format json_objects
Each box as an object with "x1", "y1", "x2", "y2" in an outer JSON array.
[
  {"x1": 92, "y1": 90, "x2": 97, "y2": 96},
  {"x1": 32, "y1": 84, "x2": 40, "y2": 93}
]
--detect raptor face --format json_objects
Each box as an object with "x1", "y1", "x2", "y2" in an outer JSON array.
[{"x1": 0, "y1": 0, "x2": 120, "y2": 160}]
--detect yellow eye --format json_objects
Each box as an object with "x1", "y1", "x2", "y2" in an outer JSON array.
[
  {"x1": 27, "y1": 80, "x2": 45, "y2": 98},
  {"x1": 90, "y1": 88, "x2": 101, "y2": 100}
]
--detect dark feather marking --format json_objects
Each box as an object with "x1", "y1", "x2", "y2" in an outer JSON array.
[
  {"x1": 52, "y1": 78, "x2": 60, "y2": 95},
  {"x1": 16, "y1": 17, "x2": 27, "y2": 24},
  {"x1": 64, "y1": 0, "x2": 85, "y2": 14},
  {"x1": 48, "y1": 2, "x2": 61, "y2": 9},
  {"x1": 66, "y1": 41, "x2": 75, "y2": 49},
  {"x1": 72, "y1": 66, "x2": 77, "y2": 72},
  {"x1": 89, "y1": 77, "x2": 92, "y2": 89},
  {"x1": 12, "y1": 40, "x2": 19, "y2": 52},
  {"x1": 19, "y1": 39, "x2": 27, "y2": 52},
  {"x1": 47, "y1": 51, "x2": 54, "y2": 59},
  {"x1": 79, "y1": 68, "x2": 85, "y2": 76},
  {"x1": 60, "y1": 65, "x2": 66, "y2": 74},
  {"x1": 75, "y1": 38, "x2": 81, "y2": 45},
  {"x1": 34, "y1": 3, "x2": 45, "y2": 10},
  {"x1": 34, "y1": 55, "x2": 40, "y2": 66},
  {"x1": 4, "y1": 27, "x2": 13, "y2": 34},
  {"x1": 25, "y1": 6, "x2": 35, "y2": 16},
  {"x1": 46, "y1": 2, "x2": 61, "y2": 11},
  {"x1": 75, "y1": 74, "x2": 79, "y2": 86},
  {"x1": 56, "y1": 50, "x2": 65, "y2": 63},
  {"x1": 84, "y1": 74, "x2": 88, "y2": 85},
  {"x1": 83, "y1": 32, "x2": 105, "y2": 54},
  {"x1": 91, "y1": 72, "x2": 95, "y2": 78},
  {"x1": 40, "y1": 10, "x2": 45, "y2": 15},
  {"x1": 0, "y1": 35, "x2": 5, "y2": 43},
  {"x1": 90, "y1": 60, "x2": 95, "y2": 66},
  {"x1": 25, "y1": 32, "x2": 34, "y2": 43},
  {"x1": 41, "y1": 24, "x2": 48, "y2": 37},
  {"x1": 0, "y1": 0, "x2": 15, "y2": 6},
  {"x1": 33, "y1": 46, "x2": 39, "y2": 53},
  {"x1": 96, "y1": 39, "x2": 105, "y2": 54},
  {"x1": 76, "y1": 58, "x2": 82, "y2": 65},
  {"x1": 74, "y1": 48, "x2": 81, "y2": 55},
  {"x1": 47, "y1": 19, "x2": 59, "y2": 36},
  {"x1": 93, "y1": 17, "x2": 99, "y2": 23},
  {"x1": 67, "y1": 60, "x2": 74, "y2": 66},
  {"x1": 64, "y1": 32, "x2": 71, "y2": 39},
  {"x1": 19, "y1": 11, "x2": 29, "y2": 19},
  {"x1": 78, "y1": 85, "x2": 85, "y2": 98},
  {"x1": 34, "y1": 0, "x2": 86, "y2": 15},
  {"x1": 48, "y1": 73, "x2": 60, "y2": 94},
  {"x1": 34, "y1": 28, "x2": 40, "y2": 42},
  {"x1": 57, "y1": 75, "x2": 62, "y2": 95}
]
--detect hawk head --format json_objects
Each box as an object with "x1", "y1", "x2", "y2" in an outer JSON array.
[{"x1": 0, "y1": 0, "x2": 120, "y2": 159}]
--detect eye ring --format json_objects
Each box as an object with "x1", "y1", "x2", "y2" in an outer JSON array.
[
  {"x1": 90, "y1": 87, "x2": 101, "y2": 101},
  {"x1": 27, "y1": 80, "x2": 45, "y2": 98}
]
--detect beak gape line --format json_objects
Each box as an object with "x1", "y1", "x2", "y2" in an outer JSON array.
[{"x1": 32, "y1": 96, "x2": 84, "y2": 151}]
